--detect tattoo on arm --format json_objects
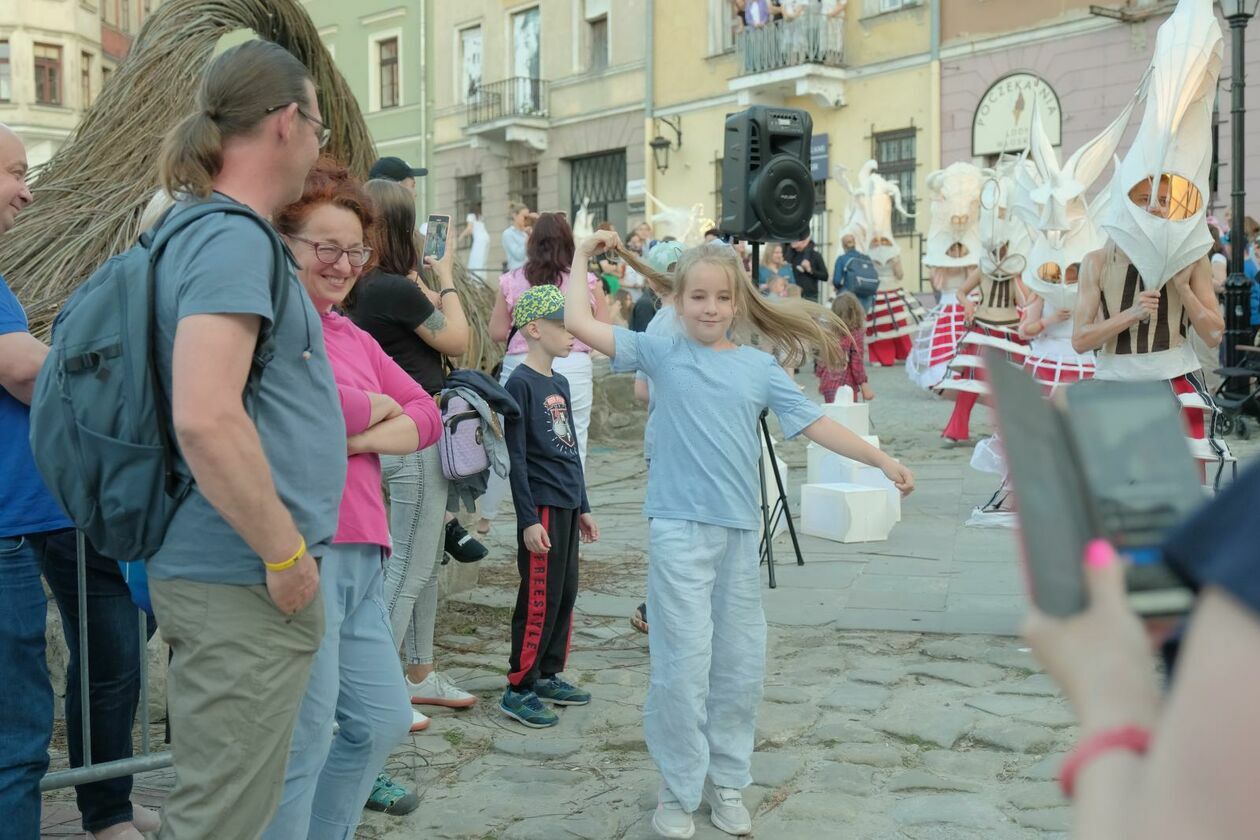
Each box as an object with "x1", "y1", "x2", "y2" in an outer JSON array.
[{"x1": 422, "y1": 310, "x2": 447, "y2": 333}]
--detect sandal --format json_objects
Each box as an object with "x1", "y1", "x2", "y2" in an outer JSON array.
[
  {"x1": 631, "y1": 602, "x2": 648, "y2": 634},
  {"x1": 365, "y1": 773, "x2": 420, "y2": 816}
]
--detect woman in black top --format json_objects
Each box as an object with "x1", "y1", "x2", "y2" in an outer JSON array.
[{"x1": 349, "y1": 179, "x2": 483, "y2": 755}]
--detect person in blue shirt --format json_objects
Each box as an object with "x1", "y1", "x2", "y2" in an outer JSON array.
[
  {"x1": 564, "y1": 231, "x2": 914, "y2": 840},
  {"x1": 757, "y1": 242, "x2": 795, "y2": 292}
]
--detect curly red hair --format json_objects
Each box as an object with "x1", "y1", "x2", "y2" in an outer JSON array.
[{"x1": 274, "y1": 156, "x2": 376, "y2": 242}]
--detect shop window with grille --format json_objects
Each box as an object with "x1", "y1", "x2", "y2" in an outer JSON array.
[
  {"x1": 874, "y1": 128, "x2": 916, "y2": 236},
  {"x1": 569, "y1": 149, "x2": 627, "y2": 236},
  {"x1": 35, "y1": 44, "x2": 63, "y2": 106},
  {"x1": 509, "y1": 164, "x2": 539, "y2": 213}
]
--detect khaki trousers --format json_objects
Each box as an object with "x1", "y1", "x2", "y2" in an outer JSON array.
[{"x1": 150, "y1": 577, "x2": 323, "y2": 840}]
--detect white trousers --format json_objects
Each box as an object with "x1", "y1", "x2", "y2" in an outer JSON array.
[
  {"x1": 480, "y1": 351, "x2": 593, "y2": 522},
  {"x1": 644, "y1": 518, "x2": 766, "y2": 813}
]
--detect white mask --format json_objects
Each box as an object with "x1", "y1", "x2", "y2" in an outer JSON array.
[
  {"x1": 977, "y1": 160, "x2": 1031, "y2": 280},
  {"x1": 837, "y1": 160, "x2": 908, "y2": 262},
  {"x1": 923, "y1": 162, "x2": 984, "y2": 269},
  {"x1": 1100, "y1": 0, "x2": 1222, "y2": 291}
]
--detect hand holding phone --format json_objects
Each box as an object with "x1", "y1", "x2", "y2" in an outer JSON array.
[{"x1": 423, "y1": 214, "x2": 451, "y2": 263}]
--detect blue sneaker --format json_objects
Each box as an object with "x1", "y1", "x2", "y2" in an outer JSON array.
[
  {"x1": 533, "y1": 676, "x2": 591, "y2": 706},
  {"x1": 500, "y1": 686, "x2": 559, "y2": 728}
]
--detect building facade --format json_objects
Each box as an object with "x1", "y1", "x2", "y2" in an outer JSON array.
[
  {"x1": 429, "y1": 0, "x2": 648, "y2": 279},
  {"x1": 648, "y1": 0, "x2": 938, "y2": 290},
  {"x1": 938, "y1": 0, "x2": 1260, "y2": 218},
  {"x1": 0, "y1": 0, "x2": 158, "y2": 168}
]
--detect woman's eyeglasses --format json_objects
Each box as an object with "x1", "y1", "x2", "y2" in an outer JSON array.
[
  {"x1": 265, "y1": 103, "x2": 331, "y2": 148},
  {"x1": 288, "y1": 235, "x2": 372, "y2": 268}
]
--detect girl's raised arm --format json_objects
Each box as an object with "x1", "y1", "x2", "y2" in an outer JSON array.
[{"x1": 565, "y1": 231, "x2": 620, "y2": 357}]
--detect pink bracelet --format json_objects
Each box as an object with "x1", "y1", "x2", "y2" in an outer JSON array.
[{"x1": 1059, "y1": 725, "x2": 1151, "y2": 798}]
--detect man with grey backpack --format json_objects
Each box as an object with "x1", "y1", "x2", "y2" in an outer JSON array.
[{"x1": 30, "y1": 43, "x2": 343, "y2": 838}]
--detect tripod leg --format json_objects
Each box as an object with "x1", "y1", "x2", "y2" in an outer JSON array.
[
  {"x1": 759, "y1": 446, "x2": 777, "y2": 589},
  {"x1": 761, "y1": 416, "x2": 806, "y2": 567}
]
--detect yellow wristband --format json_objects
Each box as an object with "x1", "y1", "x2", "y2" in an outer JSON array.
[{"x1": 265, "y1": 538, "x2": 305, "y2": 572}]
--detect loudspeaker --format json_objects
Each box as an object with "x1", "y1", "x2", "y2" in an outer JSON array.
[{"x1": 720, "y1": 106, "x2": 815, "y2": 243}]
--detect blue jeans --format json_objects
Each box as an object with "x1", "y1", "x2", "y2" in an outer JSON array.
[
  {"x1": 35, "y1": 529, "x2": 157, "y2": 833},
  {"x1": 0, "y1": 534, "x2": 53, "y2": 840},
  {"x1": 262, "y1": 543, "x2": 411, "y2": 840}
]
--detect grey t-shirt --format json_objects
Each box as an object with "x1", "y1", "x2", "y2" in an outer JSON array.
[{"x1": 149, "y1": 196, "x2": 346, "y2": 585}]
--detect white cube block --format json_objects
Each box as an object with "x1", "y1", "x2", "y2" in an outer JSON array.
[
  {"x1": 821, "y1": 401, "x2": 870, "y2": 436},
  {"x1": 854, "y1": 466, "x2": 902, "y2": 523},
  {"x1": 800, "y1": 482, "x2": 895, "y2": 543},
  {"x1": 806, "y1": 439, "x2": 881, "y2": 485},
  {"x1": 831, "y1": 385, "x2": 855, "y2": 404}
]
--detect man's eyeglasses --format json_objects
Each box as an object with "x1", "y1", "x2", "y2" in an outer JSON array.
[
  {"x1": 288, "y1": 235, "x2": 372, "y2": 268},
  {"x1": 265, "y1": 103, "x2": 331, "y2": 148}
]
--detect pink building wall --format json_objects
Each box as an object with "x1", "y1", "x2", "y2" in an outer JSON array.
[{"x1": 939, "y1": 13, "x2": 1260, "y2": 218}]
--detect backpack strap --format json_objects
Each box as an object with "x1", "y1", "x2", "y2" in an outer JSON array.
[{"x1": 146, "y1": 201, "x2": 292, "y2": 498}]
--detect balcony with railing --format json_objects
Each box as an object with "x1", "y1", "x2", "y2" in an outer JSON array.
[
  {"x1": 730, "y1": 11, "x2": 847, "y2": 108},
  {"x1": 464, "y1": 77, "x2": 551, "y2": 153}
]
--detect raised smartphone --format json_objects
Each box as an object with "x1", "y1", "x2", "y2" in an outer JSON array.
[{"x1": 423, "y1": 214, "x2": 451, "y2": 262}]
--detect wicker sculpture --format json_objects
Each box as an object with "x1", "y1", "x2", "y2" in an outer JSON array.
[{"x1": 0, "y1": 0, "x2": 501, "y2": 371}]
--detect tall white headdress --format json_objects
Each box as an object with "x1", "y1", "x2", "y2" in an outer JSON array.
[
  {"x1": 1101, "y1": 0, "x2": 1222, "y2": 290},
  {"x1": 977, "y1": 156, "x2": 1032, "y2": 280},
  {"x1": 1012, "y1": 95, "x2": 1139, "y2": 311},
  {"x1": 922, "y1": 162, "x2": 984, "y2": 269},
  {"x1": 839, "y1": 160, "x2": 910, "y2": 266}
]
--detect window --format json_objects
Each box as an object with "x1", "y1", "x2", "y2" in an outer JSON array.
[
  {"x1": 880, "y1": 0, "x2": 911, "y2": 11},
  {"x1": 709, "y1": 0, "x2": 737, "y2": 55},
  {"x1": 102, "y1": 65, "x2": 114, "y2": 92},
  {"x1": 378, "y1": 37, "x2": 399, "y2": 109},
  {"x1": 509, "y1": 164, "x2": 539, "y2": 214},
  {"x1": 101, "y1": 0, "x2": 116, "y2": 26},
  {"x1": 0, "y1": 42, "x2": 10, "y2": 103},
  {"x1": 512, "y1": 7, "x2": 541, "y2": 82},
  {"x1": 588, "y1": 16, "x2": 608, "y2": 72},
  {"x1": 81, "y1": 52, "x2": 92, "y2": 107},
  {"x1": 712, "y1": 154, "x2": 724, "y2": 225},
  {"x1": 455, "y1": 175, "x2": 483, "y2": 250},
  {"x1": 810, "y1": 178, "x2": 828, "y2": 255},
  {"x1": 35, "y1": 44, "x2": 63, "y2": 106},
  {"x1": 874, "y1": 128, "x2": 916, "y2": 235},
  {"x1": 569, "y1": 149, "x2": 627, "y2": 235},
  {"x1": 459, "y1": 26, "x2": 482, "y2": 103}
]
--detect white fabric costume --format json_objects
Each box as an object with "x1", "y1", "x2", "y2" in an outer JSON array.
[
  {"x1": 465, "y1": 212, "x2": 490, "y2": 278},
  {"x1": 907, "y1": 162, "x2": 984, "y2": 389},
  {"x1": 838, "y1": 161, "x2": 926, "y2": 364}
]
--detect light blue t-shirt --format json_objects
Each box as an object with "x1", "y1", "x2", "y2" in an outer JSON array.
[
  {"x1": 636, "y1": 304, "x2": 685, "y2": 462},
  {"x1": 611, "y1": 326, "x2": 822, "y2": 531},
  {"x1": 149, "y1": 196, "x2": 347, "y2": 585}
]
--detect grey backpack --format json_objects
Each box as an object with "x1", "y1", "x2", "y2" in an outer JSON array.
[{"x1": 29, "y1": 201, "x2": 288, "y2": 560}]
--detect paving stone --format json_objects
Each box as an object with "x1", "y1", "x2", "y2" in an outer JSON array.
[
  {"x1": 870, "y1": 707, "x2": 976, "y2": 749},
  {"x1": 1013, "y1": 806, "x2": 1073, "y2": 831},
  {"x1": 749, "y1": 751, "x2": 804, "y2": 787},
  {"x1": 501, "y1": 812, "x2": 623, "y2": 840},
  {"x1": 495, "y1": 766, "x2": 589, "y2": 785},
  {"x1": 773, "y1": 790, "x2": 866, "y2": 822},
  {"x1": 492, "y1": 736, "x2": 583, "y2": 759},
  {"x1": 847, "y1": 667, "x2": 905, "y2": 685},
  {"x1": 1013, "y1": 705, "x2": 1078, "y2": 730},
  {"x1": 906, "y1": 662, "x2": 1007, "y2": 687},
  {"x1": 807, "y1": 761, "x2": 875, "y2": 795},
  {"x1": 970, "y1": 719, "x2": 1058, "y2": 754},
  {"x1": 921, "y1": 638, "x2": 989, "y2": 661},
  {"x1": 755, "y1": 703, "x2": 821, "y2": 746},
  {"x1": 964, "y1": 693, "x2": 1052, "y2": 717},
  {"x1": 1017, "y1": 752, "x2": 1068, "y2": 781},
  {"x1": 921, "y1": 749, "x2": 1011, "y2": 781},
  {"x1": 888, "y1": 769, "x2": 983, "y2": 794},
  {"x1": 978, "y1": 646, "x2": 1039, "y2": 673},
  {"x1": 588, "y1": 668, "x2": 642, "y2": 686},
  {"x1": 1007, "y1": 781, "x2": 1067, "y2": 811},
  {"x1": 891, "y1": 794, "x2": 1014, "y2": 829},
  {"x1": 812, "y1": 718, "x2": 883, "y2": 745},
  {"x1": 816, "y1": 681, "x2": 891, "y2": 712},
  {"x1": 995, "y1": 674, "x2": 1060, "y2": 697},
  {"x1": 762, "y1": 685, "x2": 814, "y2": 704},
  {"x1": 830, "y1": 742, "x2": 906, "y2": 768}
]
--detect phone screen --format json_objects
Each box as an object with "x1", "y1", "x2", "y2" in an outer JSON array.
[{"x1": 424, "y1": 215, "x2": 450, "y2": 262}]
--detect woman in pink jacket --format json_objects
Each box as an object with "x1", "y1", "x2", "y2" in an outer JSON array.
[{"x1": 261, "y1": 160, "x2": 442, "y2": 839}]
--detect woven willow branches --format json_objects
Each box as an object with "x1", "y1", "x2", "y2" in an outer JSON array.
[{"x1": 0, "y1": 0, "x2": 503, "y2": 372}]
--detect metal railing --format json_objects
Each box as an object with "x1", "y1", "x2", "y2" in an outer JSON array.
[
  {"x1": 41, "y1": 531, "x2": 171, "y2": 792},
  {"x1": 466, "y1": 77, "x2": 550, "y2": 126},
  {"x1": 735, "y1": 11, "x2": 846, "y2": 76}
]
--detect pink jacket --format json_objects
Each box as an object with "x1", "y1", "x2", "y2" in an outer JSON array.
[
  {"x1": 323, "y1": 310, "x2": 441, "y2": 550},
  {"x1": 499, "y1": 268, "x2": 600, "y2": 356}
]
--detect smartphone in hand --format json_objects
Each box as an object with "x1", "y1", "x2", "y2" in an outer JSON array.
[{"x1": 423, "y1": 214, "x2": 451, "y2": 262}]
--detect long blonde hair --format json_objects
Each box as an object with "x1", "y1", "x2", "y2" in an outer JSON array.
[{"x1": 616, "y1": 241, "x2": 851, "y2": 368}]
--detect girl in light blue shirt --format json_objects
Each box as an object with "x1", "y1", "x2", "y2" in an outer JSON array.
[{"x1": 565, "y1": 233, "x2": 914, "y2": 839}]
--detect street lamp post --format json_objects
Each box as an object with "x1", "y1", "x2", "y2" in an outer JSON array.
[{"x1": 1222, "y1": 0, "x2": 1260, "y2": 392}]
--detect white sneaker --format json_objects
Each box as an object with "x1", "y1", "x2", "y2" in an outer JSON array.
[
  {"x1": 409, "y1": 708, "x2": 430, "y2": 732},
  {"x1": 703, "y1": 779, "x2": 752, "y2": 836},
  {"x1": 408, "y1": 671, "x2": 477, "y2": 709},
  {"x1": 652, "y1": 783, "x2": 696, "y2": 839}
]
